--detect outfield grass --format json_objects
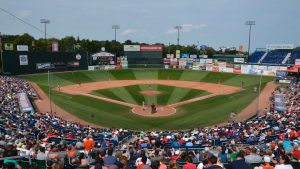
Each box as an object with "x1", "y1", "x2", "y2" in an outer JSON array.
[
  {"x1": 90, "y1": 84, "x2": 210, "y2": 105},
  {"x1": 23, "y1": 69, "x2": 274, "y2": 130}
]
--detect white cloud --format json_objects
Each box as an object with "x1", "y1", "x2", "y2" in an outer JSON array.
[
  {"x1": 121, "y1": 29, "x2": 137, "y2": 36},
  {"x1": 17, "y1": 10, "x2": 32, "y2": 19},
  {"x1": 167, "y1": 24, "x2": 207, "y2": 34}
]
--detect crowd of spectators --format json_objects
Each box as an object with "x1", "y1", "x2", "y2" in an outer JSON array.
[{"x1": 0, "y1": 75, "x2": 299, "y2": 169}]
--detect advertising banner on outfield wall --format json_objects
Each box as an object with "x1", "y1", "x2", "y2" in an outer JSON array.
[
  {"x1": 258, "y1": 65, "x2": 268, "y2": 70},
  {"x1": 170, "y1": 58, "x2": 178, "y2": 66},
  {"x1": 206, "y1": 59, "x2": 213, "y2": 64},
  {"x1": 212, "y1": 66, "x2": 219, "y2": 72},
  {"x1": 249, "y1": 69, "x2": 258, "y2": 75},
  {"x1": 163, "y1": 58, "x2": 170, "y2": 64},
  {"x1": 295, "y1": 59, "x2": 300, "y2": 66},
  {"x1": 181, "y1": 53, "x2": 189, "y2": 58},
  {"x1": 187, "y1": 59, "x2": 193, "y2": 66},
  {"x1": 192, "y1": 66, "x2": 200, "y2": 70},
  {"x1": 234, "y1": 58, "x2": 245, "y2": 63},
  {"x1": 217, "y1": 62, "x2": 227, "y2": 68},
  {"x1": 199, "y1": 55, "x2": 208, "y2": 58},
  {"x1": 193, "y1": 61, "x2": 200, "y2": 66},
  {"x1": 176, "y1": 50, "x2": 180, "y2": 58},
  {"x1": 4, "y1": 43, "x2": 13, "y2": 50},
  {"x1": 199, "y1": 59, "x2": 206, "y2": 64},
  {"x1": 166, "y1": 54, "x2": 174, "y2": 58},
  {"x1": 233, "y1": 68, "x2": 241, "y2": 74},
  {"x1": 140, "y1": 45, "x2": 163, "y2": 52},
  {"x1": 241, "y1": 65, "x2": 250, "y2": 74},
  {"x1": 17, "y1": 45, "x2": 29, "y2": 51},
  {"x1": 19, "y1": 55, "x2": 28, "y2": 65},
  {"x1": 52, "y1": 41, "x2": 59, "y2": 52},
  {"x1": 179, "y1": 60, "x2": 187, "y2": 66},
  {"x1": 206, "y1": 64, "x2": 213, "y2": 71},
  {"x1": 190, "y1": 54, "x2": 197, "y2": 59},
  {"x1": 36, "y1": 63, "x2": 52, "y2": 70},
  {"x1": 124, "y1": 45, "x2": 140, "y2": 51},
  {"x1": 224, "y1": 68, "x2": 234, "y2": 73},
  {"x1": 233, "y1": 64, "x2": 241, "y2": 69}
]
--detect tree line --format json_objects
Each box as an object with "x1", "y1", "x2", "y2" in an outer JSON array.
[{"x1": 1, "y1": 33, "x2": 220, "y2": 56}]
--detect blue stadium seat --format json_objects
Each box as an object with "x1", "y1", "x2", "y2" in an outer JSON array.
[
  {"x1": 287, "y1": 51, "x2": 300, "y2": 64},
  {"x1": 261, "y1": 51, "x2": 289, "y2": 64},
  {"x1": 248, "y1": 51, "x2": 266, "y2": 63}
]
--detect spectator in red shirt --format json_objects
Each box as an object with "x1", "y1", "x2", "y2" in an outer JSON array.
[
  {"x1": 183, "y1": 156, "x2": 196, "y2": 169},
  {"x1": 172, "y1": 150, "x2": 180, "y2": 160},
  {"x1": 66, "y1": 132, "x2": 74, "y2": 139},
  {"x1": 292, "y1": 145, "x2": 300, "y2": 160}
]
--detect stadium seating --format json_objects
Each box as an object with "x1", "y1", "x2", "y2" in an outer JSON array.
[
  {"x1": 260, "y1": 51, "x2": 290, "y2": 64},
  {"x1": 287, "y1": 51, "x2": 300, "y2": 64},
  {"x1": 248, "y1": 51, "x2": 266, "y2": 63}
]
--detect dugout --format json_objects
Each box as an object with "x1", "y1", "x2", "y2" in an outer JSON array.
[
  {"x1": 2, "y1": 51, "x2": 88, "y2": 75},
  {"x1": 124, "y1": 45, "x2": 164, "y2": 68}
]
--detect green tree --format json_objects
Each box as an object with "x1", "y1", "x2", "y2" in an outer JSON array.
[
  {"x1": 60, "y1": 36, "x2": 76, "y2": 52},
  {"x1": 13, "y1": 33, "x2": 35, "y2": 50}
]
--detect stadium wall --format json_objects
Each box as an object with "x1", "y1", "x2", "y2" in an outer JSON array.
[{"x1": 2, "y1": 51, "x2": 88, "y2": 75}]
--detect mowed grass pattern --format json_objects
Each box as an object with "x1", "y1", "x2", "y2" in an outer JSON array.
[
  {"x1": 91, "y1": 84, "x2": 209, "y2": 106},
  {"x1": 22, "y1": 69, "x2": 274, "y2": 130}
]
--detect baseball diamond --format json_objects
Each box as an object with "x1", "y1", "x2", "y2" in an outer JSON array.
[{"x1": 24, "y1": 69, "x2": 274, "y2": 130}]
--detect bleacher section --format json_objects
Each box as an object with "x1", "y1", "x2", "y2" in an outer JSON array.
[
  {"x1": 248, "y1": 49, "x2": 300, "y2": 65},
  {"x1": 260, "y1": 51, "x2": 290, "y2": 64},
  {"x1": 248, "y1": 51, "x2": 265, "y2": 63},
  {"x1": 288, "y1": 51, "x2": 300, "y2": 64}
]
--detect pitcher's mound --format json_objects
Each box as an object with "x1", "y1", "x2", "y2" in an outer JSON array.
[
  {"x1": 131, "y1": 105, "x2": 176, "y2": 117},
  {"x1": 140, "y1": 90, "x2": 161, "y2": 95}
]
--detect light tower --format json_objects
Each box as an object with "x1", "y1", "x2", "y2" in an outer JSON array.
[
  {"x1": 40, "y1": 19, "x2": 50, "y2": 51},
  {"x1": 245, "y1": 21, "x2": 255, "y2": 57},
  {"x1": 174, "y1": 25, "x2": 183, "y2": 50},
  {"x1": 112, "y1": 25, "x2": 120, "y2": 42}
]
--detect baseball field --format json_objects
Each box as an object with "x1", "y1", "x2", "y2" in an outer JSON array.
[{"x1": 23, "y1": 69, "x2": 274, "y2": 130}]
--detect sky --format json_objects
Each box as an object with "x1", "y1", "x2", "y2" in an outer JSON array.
[{"x1": 1, "y1": 0, "x2": 300, "y2": 50}]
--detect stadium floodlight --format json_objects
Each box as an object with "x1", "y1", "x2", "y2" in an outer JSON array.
[
  {"x1": 245, "y1": 21, "x2": 255, "y2": 58},
  {"x1": 40, "y1": 19, "x2": 50, "y2": 51},
  {"x1": 112, "y1": 25, "x2": 120, "y2": 42},
  {"x1": 174, "y1": 25, "x2": 183, "y2": 50}
]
